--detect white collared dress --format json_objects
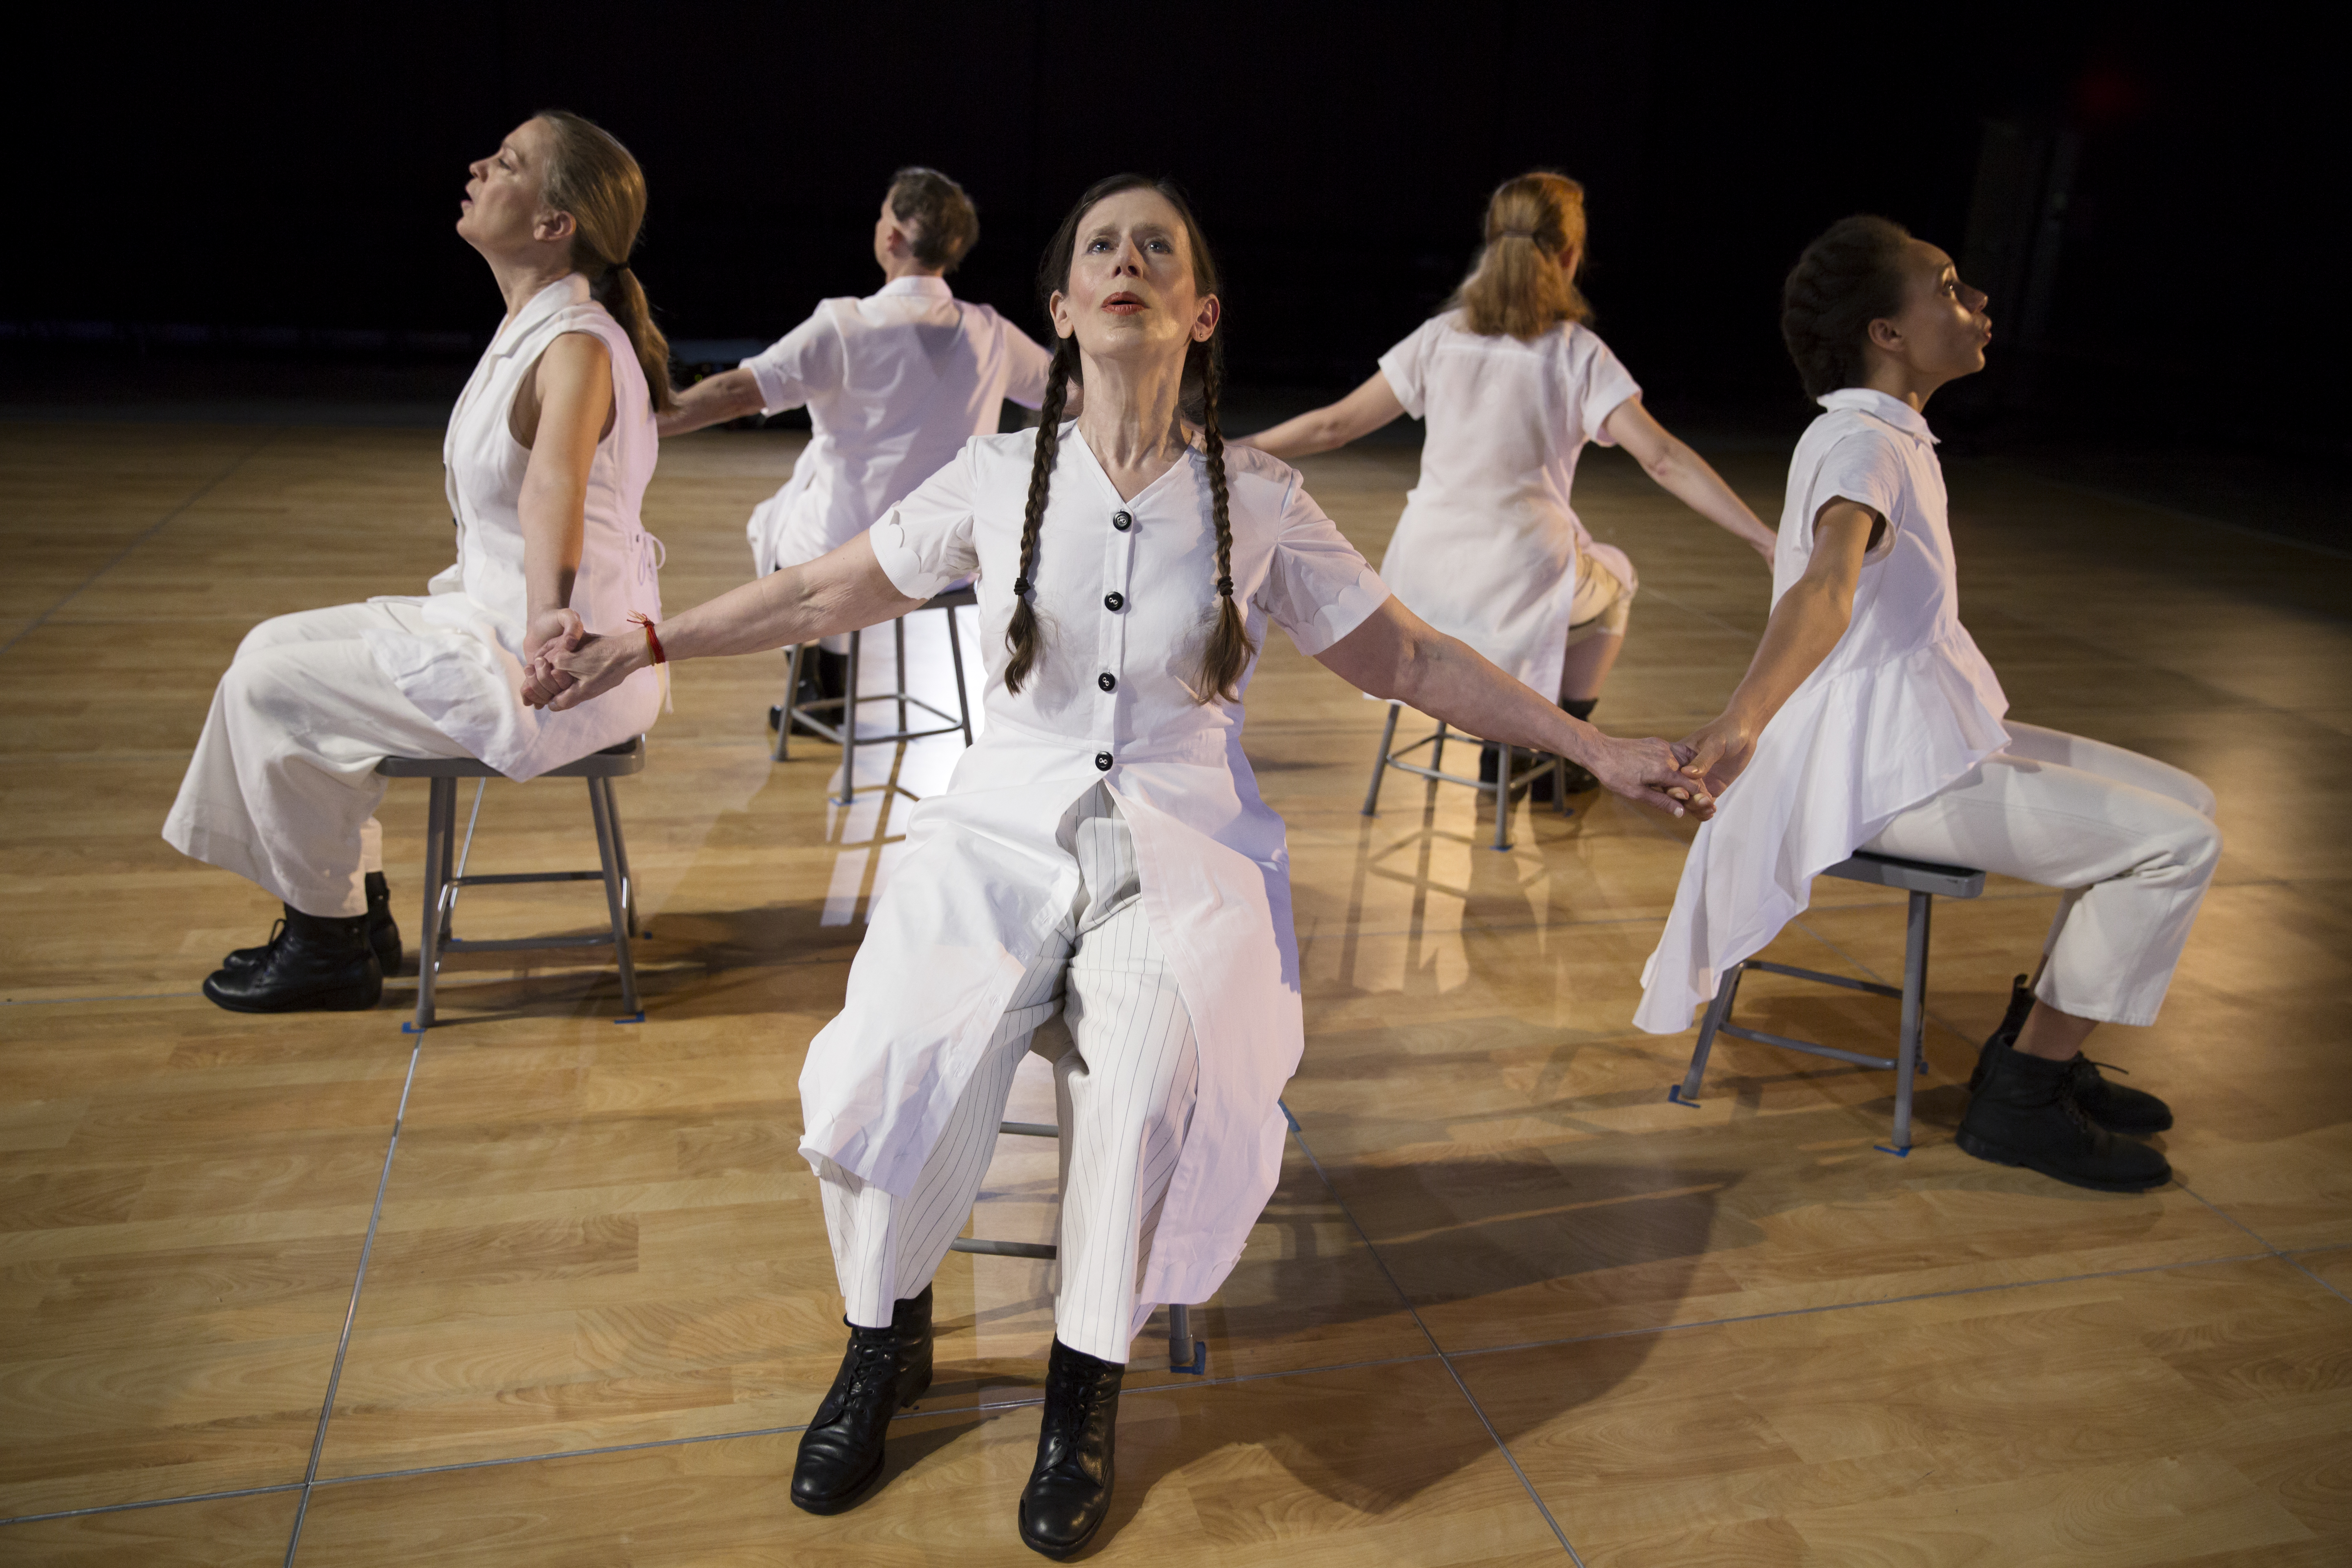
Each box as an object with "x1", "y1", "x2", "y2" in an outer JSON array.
[
  {"x1": 1634, "y1": 389, "x2": 2011, "y2": 1031},
  {"x1": 740, "y1": 276, "x2": 1056, "y2": 575},
  {"x1": 797, "y1": 425, "x2": 1390, "y2": 1310},
  {"x1": 1374, "y1": 310, "x2": 1644, "y2": 699}
]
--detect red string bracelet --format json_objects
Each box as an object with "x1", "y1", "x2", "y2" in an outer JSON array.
[{"x1": 629, "y1": 611, "x2": 666, "y2": 665}]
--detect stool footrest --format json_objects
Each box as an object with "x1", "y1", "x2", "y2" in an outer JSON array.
[
  {"x1": 949, "y1": 1238, "x2": 1057, "y2": 1260},
  {"x1": 1718, "y1": 1022, "x2": 1898, "y2": 1072},
  {"x1": 1741, "y1": 959, "x2": 1903, "y2": 1000},
  {"x1": 448, "y1": 870, "x2": 606, "y2": 888},
  {"x1": 1000, "y1": 1121, "x2": 1059, "y2": 1138},
  {"x1": 441, "y1": 933, "x2": 616, "y2": 954}
]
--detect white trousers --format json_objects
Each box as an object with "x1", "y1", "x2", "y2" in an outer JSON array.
[
  {"x1": 816, "y1": 786, "x2": 1200, "y2": 1364},
  {"x1": 1863, "y1": 720, "x2": 2221, "y2": 1028},
  {"x1": 163, "y1": 603, "x2": 473, "y2": 918}
]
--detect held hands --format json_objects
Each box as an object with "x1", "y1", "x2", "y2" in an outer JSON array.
[
  {"x1": 522, "y1": 627, "x2": 649, "y2": 711},
  {"x1": 1675, "y1": 710, "x2": 1760, "y2": 799},
  {"x1": 1586, "y1": 733, "x2": 1716, "y2": 820}
]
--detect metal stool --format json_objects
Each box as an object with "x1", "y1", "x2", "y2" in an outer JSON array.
[
  {"x1": 950, "y1": 1118, "x2": 1208, "y2": 1375},
  {"x1": 375, "y1": 736, "x2": 645, "y2": 1033},
  {"x1": 776, "y1": 586, "x2": 976, "y2": 805},
  {"x1": 1361, "y1": 702, "x2": 1569, "y2": 850},
  {"x1": 1668, "y1": 850, "x2": 1985, "y2": 1154}
]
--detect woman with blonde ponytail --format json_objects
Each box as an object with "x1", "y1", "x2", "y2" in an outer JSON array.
[
  {"x1": 162, "y1": 111, "x2": 668, "y2": 1014},
  {"x1": 524, "y1": 173, "x2": 1709, "y2": 1554},
  {"x1": 1244, "y1": 171, "x2": 1776, "y2": 791}
]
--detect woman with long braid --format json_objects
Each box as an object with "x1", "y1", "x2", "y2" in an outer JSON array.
[{"x1": 524, "y1": 174, "x2": 1708, "y2": 1555}]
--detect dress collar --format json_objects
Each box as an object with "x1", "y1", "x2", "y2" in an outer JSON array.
[
  {"x1": 877, "y1": 275, "x2": 954, "y2": 301},
  {"x1": 491, "y1": 273, "x2": 592, "y2": 359},
  {"x1": 1818, "y1": 387, "x2": 1938, "y2": 444}
]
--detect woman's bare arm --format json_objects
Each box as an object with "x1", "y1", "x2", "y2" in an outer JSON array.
[
  {"x1": 1314, "y1": 595, "x2": 1711, "y2": 818},
  {"x1": 1233, "y1": 370, "x2": 1408, "y2": 461},
  {"x1": 1604, "y1": 397, "x2": 1777, "y2": 561},
  {"x1": 657, "y1": 366, "x2": 766, "y2": 438},
  {"x1": 1677, "y1": 501, "x2": 1879, "y2": 793},
  {"x1": 515, "y1": 332, "x2": 613, "y2": 662},
  {"x1": 524, "y1": 532, "x2": 926, "y2": 710}
]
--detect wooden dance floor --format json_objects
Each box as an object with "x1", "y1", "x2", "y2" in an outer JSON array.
[{"x1": 2, "y1": 416, "x2": 2347, "y2": 1564}]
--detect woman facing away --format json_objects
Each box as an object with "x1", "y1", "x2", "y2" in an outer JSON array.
[
  {"x1": 1641, "y1": 216, "x2": 2221, "y2": 1193},
  {"x1": 528, "y1": 174, "x2": 1709, "y2": 1557},
  {"x1": 1240, "y1": 171, "x2": 1776, "y2": 790},
  {"x1": 162, "y1": 111, "x2": 670, "y2": 1013}
]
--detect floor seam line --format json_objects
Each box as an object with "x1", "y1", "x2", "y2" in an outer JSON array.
[
  {"x1": 0, "y1": 1483, "x2": 305, "y2": 1530},
  {"x1": 0, "y1": 429, "x2": 278, "y2": 663},
  {"x1": 1441, "y1": 1248, "x2": 2277, "y2": 1362},
  {"x1": 1281, "y1": 1108, "x2": 1588, "y2": 1566},
  {"x1": 2172, "y1": 1180, "x2": 2350, "y2": 1307},
  {"x1": 282, "y1": 1029, "x2": 425, "y2": 1566}
]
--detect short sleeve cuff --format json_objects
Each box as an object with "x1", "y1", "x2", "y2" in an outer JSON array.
[
  {"x1": 1281, "y1": 571, "x2": 1392, "y2": 657},
  {"x1": 739, "y1": 357, "x2": 799, "y2": 418},
  {"x1": 1584, "y1": 375, "x2": 1643, "y2": 448},
  {"x1": 869, "y1": 514, "x2": 950, "y2": 602},
  {"x1": 1374, "y1": 349, "x2": 1424, "y2": 420}
]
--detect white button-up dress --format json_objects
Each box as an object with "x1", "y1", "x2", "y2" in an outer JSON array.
[
  {"x1": 1634, "y1": 389, "x2": 2011, "y2": 1031},
  {"x1": 740, "y1": 276, "x2": 1056, "y2": 575},
  {"x1": 800, "y1": 425, "x2": 1390, "y2": 1308},
  {"x1": 1374, "y1": 310, "x2": 1643, "y2": 698},
  {"x1": 365, "y1": 274, "x2": 665, "y2": 779}
]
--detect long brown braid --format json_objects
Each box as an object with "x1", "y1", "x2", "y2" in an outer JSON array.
[
  {"x1": 1004, "y1": 334, "x2": 1078, "y2": 693},
  {"x1": 1002, "y1": 173, "x2": 1254, "y2": 704}
]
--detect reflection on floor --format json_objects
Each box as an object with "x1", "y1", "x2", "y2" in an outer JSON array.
[{"x1": 1, "y1": 419, "x2": 2346, "y2": 1565}]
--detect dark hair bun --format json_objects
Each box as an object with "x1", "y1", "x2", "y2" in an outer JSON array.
[{"x1": 1781, "y1": 216, "x2": 1912, "y2": 400}]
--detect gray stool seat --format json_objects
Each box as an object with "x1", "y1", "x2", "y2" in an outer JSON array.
[
  {"x1": 375, "y1": 737, "x2": 645, "y2": 1032},
  {"x1": 1668, "y1": 849, "x2": 1987, "y2": 1154},
  {"x1": 776, "y1": 587, "x2": 976, "y2": 805},
  {"x1": 1360, "y1": 701, "x2": 1569, "y2": 851},
  {"x1": 948, "y1": 1117, "x2": 1208, "y2": 1375}
]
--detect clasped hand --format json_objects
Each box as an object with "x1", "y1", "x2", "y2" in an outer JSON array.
[{"x1": 519, "y1": 608, "x2": 632, "y2": 712}]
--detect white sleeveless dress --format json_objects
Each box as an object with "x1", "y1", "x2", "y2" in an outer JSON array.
[{"x1": 365, "y1": 273, "x2": 665, "y2": 779}]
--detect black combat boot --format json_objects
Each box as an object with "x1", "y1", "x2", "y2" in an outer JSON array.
[
  {"x1": 222, "y1": 873, "x2": 400, "y2": 980},
  {"x1": 203, "y1": 905, "x2": 383, "y2": 1013},
  {"x1": 1970, "y1": 974, "x2": 2173, "y2": 1135},
  {"x1": 1957, "y1": 1032, "x2": 2171, "y2": 1192},
  {"x1": 791, "y1": 1287, "x2": 933, "y2": 1515},
  {"x1": 1018, "y1": 1338, "x2": 1125, "y2": 1559}
]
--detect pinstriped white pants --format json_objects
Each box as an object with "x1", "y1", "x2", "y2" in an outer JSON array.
[{"x1": 817, "y1": 785, "x2": 1200, "y2": 1364}]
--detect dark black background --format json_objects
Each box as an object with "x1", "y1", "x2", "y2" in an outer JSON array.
[{"x1": 8, "y1": 2, "x2": 2339, "y2": 454}]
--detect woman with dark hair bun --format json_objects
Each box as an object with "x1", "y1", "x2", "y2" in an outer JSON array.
[
  {"x1": 1640, "y1": 216, "x2": 2221, "y2": 1196},
  {"x1": 526, "y1": 173, "x2": 1708, "y2": 1554},
  {"x1": 163, "y1": 111, "x2": 669, "y2": 1014},
  {"x1": 1242, "y1": 171, "x2": 1776, "y2": 791}
]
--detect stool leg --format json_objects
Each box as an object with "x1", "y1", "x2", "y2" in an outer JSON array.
[
  {"x1": 414, "y1": 776, "x2": 454, "y2": 1032},
  {"x1": 1431, "y1": 721, "x2": 1448, "y2": 775},
  {"x1": 837, "y1": 630, "x2": 860, "y2": 806},
  {"x1": 588, "y1": 777, "x2": 640, "y2": 1018},
  {"x1": 606, "y1": 771, "x2": 639, "y2": 938},
  {"x1": 1554, "y1": 754, "x2": 1571, "y2": 816},
  {"x1": 1675, "y1": 963, "x2": 1745, "y2": 1105},
  {"x1": 893, "y1": 615, "x2": 909, "y2": 738},
  {"x1": 1490, "y1": 745, "x2": 1512, "y2": 852},
  {"x1": 1362, "y1": 702, "x2": 1401, "y2": 815},
  {"x1": 943, "y1": 601, "x2": 974, "y2": 746},
  {"x1": 1889, "y1": 890, "x2": 1932, "y2": 1154},
  {"x1": 775, "y1": 643, "x2": 803, "y2": 763}
]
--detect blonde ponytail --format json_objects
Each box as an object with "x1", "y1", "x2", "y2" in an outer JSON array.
[
  {"x1": 1448, "y1": 171, "x2": 1592, "y2": 341},
  {"x1": 536, "y1": 109, "x2": 676, "y2": 413}
]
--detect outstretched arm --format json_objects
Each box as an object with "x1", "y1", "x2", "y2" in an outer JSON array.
[
  {"x1": 1678, "y1": 501, "x2": 1878, "y2": 793},
  {"x1": 1604, "y1": 397, "x2": 1777, "y2": 561},
  {"x1": 523, "y1": 532, "x2": 925, "y2": 710},
  {"x1": 657, "y1": 367, "x2": 766, "y2": 438},
  {"x1": 1234, "y1": 370, "x2": 1407, "y2": 461},
  {"x1": 1315, "y1": 595, "x2": 1712, "y2": 818}
]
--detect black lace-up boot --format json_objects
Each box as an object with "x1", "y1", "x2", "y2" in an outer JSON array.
[
  {"x1": 791, "y1": 1287, "x2": 933, "y2": 1515},
  {"x1": 223, "y1": 873, "x2": 401, "y2": 980},
  {"x1": 1970, "y1": 974, "x2": 2173, "y2": 1134},
  {"x1": 203, "y1": 905, "x2": 382, "y2": 1013},
  {"x1": 1018, "y1": 1338, "x2": 1124, "y2": 1559},
  {"x1": 1957, "y1": 1033, "x2": 2171, "y2": 1192}
]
